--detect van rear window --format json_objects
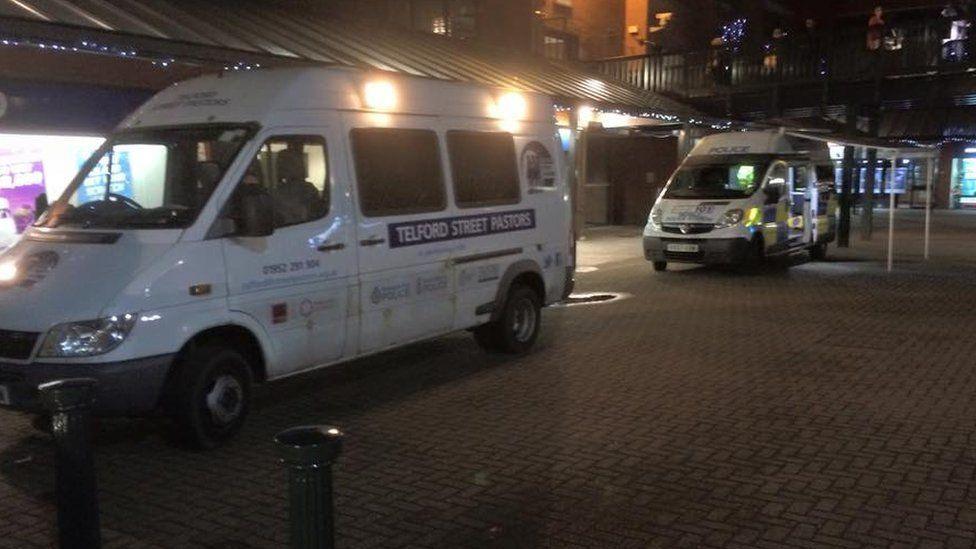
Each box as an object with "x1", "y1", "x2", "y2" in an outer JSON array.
[
  {"x1": 447, "y1": 131, "x2": 520, "y2": 208},
  {"x1": 351, "y1": 128, "x2": 446, "y2": 217}
]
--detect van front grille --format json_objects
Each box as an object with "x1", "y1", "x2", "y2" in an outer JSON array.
[
  {"x1": 662, "y1": 224, "x2": 714, "y2": 235},
  {"x1": 0, "y1": 330, "x2": 39, "y2": 360}
]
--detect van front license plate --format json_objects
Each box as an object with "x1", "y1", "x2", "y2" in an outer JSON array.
[
  {"x1": 666, "y1": 243, "x2": 700, "y2": 253},
  {"x1": 0, "y1": 385, "x2": 9, "y2": 405}
]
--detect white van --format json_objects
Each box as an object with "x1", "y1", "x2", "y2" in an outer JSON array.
[
  {"x1": 643, "y1": 130, "x2": 837, "y2": 270},
  {"x1": 0, "y1": 67, "x2": 574, "y2": 448}
]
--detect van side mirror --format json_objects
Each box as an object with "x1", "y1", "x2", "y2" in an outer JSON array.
[
  {"x1": 34, "y1": 193, "x2": 48, "y2": 217},
  {"x1": 237, "y1": 188, "x2": 275, "y2": 237}
]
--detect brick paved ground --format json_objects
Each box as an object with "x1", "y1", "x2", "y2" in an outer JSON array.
[{"x1": 3, "y1": 209, "x2": 976, "y2": 548}]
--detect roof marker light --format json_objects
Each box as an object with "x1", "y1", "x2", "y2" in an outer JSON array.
[{"x1": 364, "y1": 80, "x2": 397, "y2": 111}]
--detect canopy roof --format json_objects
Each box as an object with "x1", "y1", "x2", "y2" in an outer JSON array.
[{"x1": 0, "y1": 0, "x2": 710, "y2": 123}]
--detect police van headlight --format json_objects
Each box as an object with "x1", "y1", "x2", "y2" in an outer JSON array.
[
  {"x1": 649, "y1": 206, "x2": 663, "y2": 229},
  {"x1": 39, "y1": 314, "x2": 137, "y2": 358},
  {"x1": 715, "y1": 208, "x2": 744, "y2": 229}
]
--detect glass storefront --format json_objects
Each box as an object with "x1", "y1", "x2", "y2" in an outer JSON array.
[
  {"x1": 950, "y1": 156, "x2": 976, "y2": 208},
  {"x1": 0, "y1": 133, "x2": 105, "y2": 247}
]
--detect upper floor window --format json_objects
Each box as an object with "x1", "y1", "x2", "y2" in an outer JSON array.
[{"x1": 411, "y1": 0, "x2": 477, "y2": 39}]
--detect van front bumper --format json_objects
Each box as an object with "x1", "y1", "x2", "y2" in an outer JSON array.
[
  {"x1": 644, "y1": 236, "x2": 752, "y2": 265},
  {"x1": 0, "y1": 354, "x2": 173, "y2": 415}
]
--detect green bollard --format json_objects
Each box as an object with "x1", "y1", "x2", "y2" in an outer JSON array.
[
  {"x1": 37, "y1": 378, "x2": 100, "y2": 549},
  {"x1": 275, "y1": 425, "x2": 344, "y2": 549}
]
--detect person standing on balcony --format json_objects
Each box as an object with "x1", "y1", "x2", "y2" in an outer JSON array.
[
  {"x1": 764, "y1": 27, "x2": 785, "y2": 76},
  {"x1": 867, "y1": 6, "x2": 885, "y2": 51},
  {"x1": 799, "y1": 18, "x2": 826, "y2": 77},
  {"x1": 942, "y1": 1, "x2": 971, "y2": 61},
  {"x1": 708, "y1": 36, "x2": 732, "y2": 85}
]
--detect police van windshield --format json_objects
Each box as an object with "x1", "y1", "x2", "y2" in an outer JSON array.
[
  {"x1": 37, "y1": 125, "x2": 253, "y2": 230},
  {"x1": 664, "y1": 156, "x2": 772, "y2": 200}
]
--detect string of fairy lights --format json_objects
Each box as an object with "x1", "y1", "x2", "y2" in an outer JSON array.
[
  {"x1": 553, "y1": 104, "x2": 736, "y2": 131},
  {"x1": 2, "y1": 30, "x2": 737, "y2": 131},
  {"x1": 0, "y1": 34, "x2": 264, "y2": 71}
]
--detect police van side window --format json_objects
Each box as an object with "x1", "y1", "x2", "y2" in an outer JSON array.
[
  {"x1": 351, "y1": 128, "x2": 446, "y2": 217},
  {"x1": 240, "y1": 136, "x2": 329, "y2": 228},
  {"x1": 792, "y1": 166, "x2": 808, "y2": 191},
  {"x1": 447, "y1": 131, "x2": 520, "y2": 208}
]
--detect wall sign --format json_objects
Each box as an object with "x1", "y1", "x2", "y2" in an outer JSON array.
[{"x1": 78, "y1": 151, "x2": 133, "y2": 203}]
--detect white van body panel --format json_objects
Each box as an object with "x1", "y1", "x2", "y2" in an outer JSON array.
[{"x1": 0, "y1": 66, "x2": 571, "y2": 414}]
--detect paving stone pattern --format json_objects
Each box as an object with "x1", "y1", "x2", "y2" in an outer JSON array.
[{"x1": 2, "y1": 210, "x2": 976, "y2": 548}]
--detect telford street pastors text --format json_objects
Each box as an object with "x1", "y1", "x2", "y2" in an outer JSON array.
[{"x1": 388, "y1": 210, "x2": 536, "y2": 248}]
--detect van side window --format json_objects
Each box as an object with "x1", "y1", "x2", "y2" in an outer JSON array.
[
  {"x1": 792, "y1": 166, "x2": 808, "y2": 191},
  {"x1": 767, "y1": 164, "x2": 788, "y2": 184},
  {"x1": 447, "y1": 131, "x2": 520, "y2": 208},
  {"x1": 244, "y1": 136, "x2": 329, "y2": 228},
  {"x1": 351, "y1": 128, "x2": 446, "y2": 217},
  {"x1": 815, "y1": 165, "x2": 836, "y2": 184}
]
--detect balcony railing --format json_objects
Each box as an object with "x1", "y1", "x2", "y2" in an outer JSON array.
[{"x1": 592, "y1": 18, "x2": 956, "y2": 98}]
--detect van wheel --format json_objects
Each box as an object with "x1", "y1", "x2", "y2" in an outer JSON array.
[
  {"x1": 170, "y1": 343, "x2": 252, "y2": 450},
  {"x1": 473, "y1": 284, "x2": 542, "y2": 355},
  {"x1": 652, "y1": 261, "x2": 667, "y2": 272},
  {"x1": 809, "y1": 243, "x2": 827, "y2": 261},
  {"x1": 744, "y1": 237, "x2": 766, "y2": 269}
]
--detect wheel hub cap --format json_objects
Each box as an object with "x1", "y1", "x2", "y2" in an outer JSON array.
[
  {"x1": 511, "y1": 298, "x2": 537, "y2": 343},
  {"x1": 205, "y1": 375, "x2": 243, "y2": 426}
]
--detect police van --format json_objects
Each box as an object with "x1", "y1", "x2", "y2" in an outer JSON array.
[
  {"x1": 643, "y1": 130, "x2": 837, "y2": 270},
  {"x1": 0, "y1": 67, "x2": 574, "y2": 448}
]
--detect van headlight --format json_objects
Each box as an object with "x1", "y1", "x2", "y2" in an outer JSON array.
[
  {"x1": 39, "y1": 314, "x2": 137, "y2": 358},
  {"x1": 715, "y1": 208, "x2": 744, "y2": 229},
  {"x1": 649, "y1": 206, "x2": 663, "y2": 229}
]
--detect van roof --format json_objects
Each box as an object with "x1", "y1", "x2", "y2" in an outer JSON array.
[
  {"x1": 689, "y1": 130, "x2": 830, "y2": 162},
  {"x1": 121, "y1": 66, "x2": 556, "y2": 130}
]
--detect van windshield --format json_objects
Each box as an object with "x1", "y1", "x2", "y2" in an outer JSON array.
[
  {"x1": 37, "y1": 125, "x2": 253, "y2": 230},
  {"x1": 664, "y1": 157, "x2": 771, "y2": 200}
]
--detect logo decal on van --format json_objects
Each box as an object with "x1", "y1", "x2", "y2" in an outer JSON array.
[
  {"x1": 521, "y1": 142, "x2": 556, "y2": 188},
  {"x1": 388, "y1": 209, "x2": 536, "y2": 248}
]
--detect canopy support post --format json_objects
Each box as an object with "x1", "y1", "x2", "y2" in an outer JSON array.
[
  {"x1": 887, "y1": 154, "x2": 897, "y2": 272},
  {"x1": 925, "y1": 156, "x2": 933, "y2": 261}
]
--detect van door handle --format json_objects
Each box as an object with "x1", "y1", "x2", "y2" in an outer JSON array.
[
  {"x1": 317, "y1": 242, "x2": 346, "y2": 252},
  {"x1": 360, "y1": 237, "x2": 386, "y2": 247}
]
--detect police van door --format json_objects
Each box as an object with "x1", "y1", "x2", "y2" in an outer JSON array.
[
  {"x1": 789, "y1": 163, "x2": 811, "y2": 245},
  {"x1": 348, "y1": 123, "x2": 454, "y2": 353},
  {"x1": 222, "y1": 130, "x2": 353, "y2": 376}
]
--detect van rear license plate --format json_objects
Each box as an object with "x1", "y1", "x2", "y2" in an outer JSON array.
[
  {"x1": 0, "y1": 385, "x2": 9, "y2": 405},
  {"x1": 666, "y1": 243, "x2": 700, "y2": 253}
]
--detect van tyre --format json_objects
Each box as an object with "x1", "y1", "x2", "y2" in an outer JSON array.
[
  {"x1": 652, "y1": 261, "x2": 667, "y2": 272},
  {"x1": 809, "y1": 242, "x2": 827, "y2": 261},
  {"x1": 170, "y1": 344, "x2": 252, "y2": 450},
  {"x1": 474, "y1": 284, "x2": 542, "y2": 355},
  {"x1": 744, "y1": 237, "x2": 766, "y2": 270}
]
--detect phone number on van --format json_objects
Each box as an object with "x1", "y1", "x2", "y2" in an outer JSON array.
[{"x1": 388, "y1": 209, "x2": 536, "y2": 248}]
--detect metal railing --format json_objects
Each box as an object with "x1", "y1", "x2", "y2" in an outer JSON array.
[{"x1": 592, "y1": 18, "x2": 956, "y2": 98}]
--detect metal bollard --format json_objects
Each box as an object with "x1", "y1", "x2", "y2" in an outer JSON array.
[
  {"x1": 275, "y1": 425, "x2": 344, "y2": 549},
  {"x1": 37, "y1": 378, "x2": 100, "y2": 549}
]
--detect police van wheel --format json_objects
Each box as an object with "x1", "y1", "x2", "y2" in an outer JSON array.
[
  {"x1": 652, "y1": 261, "x2": 667, "y2": 272},
  {"x1": 474, "y1": 284, "x2": 542, "y2": 355},
  {"x1": 170, "y1": 344, "x2": 253, "y2": 450},
  {"x1": 809, "y1": 243, "x2": 827, "y2": 261},
  {"x1": 745, "y1": 237, "x2": 766, "y2": 269}
]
